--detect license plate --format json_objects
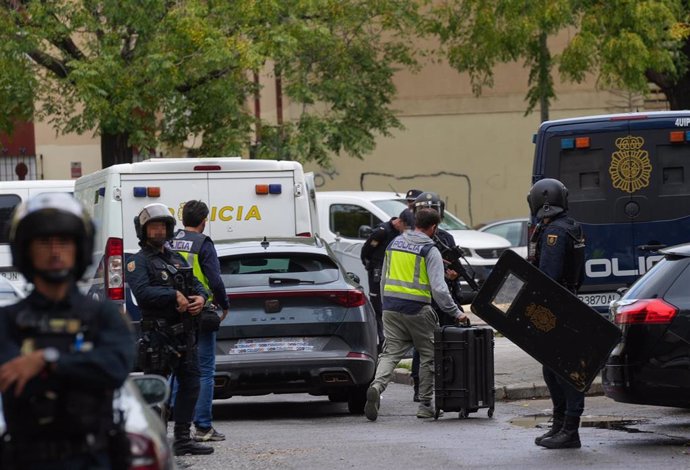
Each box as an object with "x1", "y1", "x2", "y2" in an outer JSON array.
[
  {"x1": 0, "y1": 271, "x2": 19, "y2": 282},
  {"x1": 228, "y1": 337, "x2": 314, "y2": 354},
  {"x1": 577, "y1": 292, "x2": 620, "y2": 308}
]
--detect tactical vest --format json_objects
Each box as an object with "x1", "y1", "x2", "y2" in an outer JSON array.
[
  {"x1": 140, "y1": 249, "x2": 187, "y2": 322},
  {"x1": 531, "y1": 216, "x2": 586, "y2": 293},
  {"x1": 383, "y1": 236, "x2": 434, "y2": 303},
  {"x1": 171, "y1": 230, "x2": 212, "y2": 301},
  {"x1": 3, "y1": 299, "x2": 114, "y2": 444}
]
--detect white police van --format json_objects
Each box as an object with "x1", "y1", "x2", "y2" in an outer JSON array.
[
  {"x1": 74, "y1": 158, "x2": 319, "y2": 318},
  {"x1": 0, "y1": 180, "x2": 76, "y2": 290}
]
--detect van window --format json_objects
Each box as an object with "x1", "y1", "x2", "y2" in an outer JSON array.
[
  {"x1": 0, "y1": 194, "x2": 21, "y2": 244},
  {"x1": 329, "y1": 204, "x2": 383, "y2": 239}
]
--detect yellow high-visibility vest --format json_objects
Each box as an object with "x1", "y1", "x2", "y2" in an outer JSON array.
[{"x1": 383, "y1": 237, "x2": 432, "y2": 303}]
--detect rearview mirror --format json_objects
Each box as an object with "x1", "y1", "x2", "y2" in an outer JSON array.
[{"x1": 131, "y1": 375, "x2": 169, "y2": 406}]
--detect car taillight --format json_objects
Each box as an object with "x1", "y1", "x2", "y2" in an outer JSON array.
[
  {"x1": 127, "y1": 432, "x2": 160, "y2": 470},
  {"x1": 105, "y1": 237, "x2": 124, "y2": 300},
  {"x1": 229, "y1": 289, "x2": 366, "y2": 307},
  {"x1": 296, "y1": 232, "x2": 312, "y2": 237},
  {"x1": 614, "y1": 299, "x2": 678, "y2": 325}
]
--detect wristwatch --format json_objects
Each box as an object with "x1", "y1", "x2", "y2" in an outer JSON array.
[{"x1": 42, "y1": 347, "x2": 60, "y2": 365}]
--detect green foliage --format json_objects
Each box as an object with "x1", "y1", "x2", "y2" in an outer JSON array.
[
  {"x1": 0, "y1": 0, "x2": 422, "y2": 165},
  {"x1": 428, "y1": 0, "x2": 690, "y2": 113}
]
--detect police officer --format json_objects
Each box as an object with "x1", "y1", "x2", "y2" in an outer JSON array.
[
  {"x1": 0, "y1": 193, "x2": 134, "y2": 469},
  {"x1": 126, "y1": 203, "x2": 213, "y2": 456},
  {"x1": 528, "y1": 178, "x2": 586, "y2": 449},
  {"x1": 409, "y1": 191, "x2": 466, "y2": 401},
  {"x1": 364, "y1": 208, "x2": 468, "y2": 421},
  {"x1": 360, "y1": 216, "x2": 407, "y2": 348},
  {"x1": 170, "y1": 200, "x2": 229, "y2": 442},
  {"x1": 398, "y1": 188, "x2": 422, "y2": 228}
]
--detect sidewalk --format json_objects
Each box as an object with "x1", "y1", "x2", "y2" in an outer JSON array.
[{"x1": 391, "y1": 312, "x2": 603, "y2": 400}]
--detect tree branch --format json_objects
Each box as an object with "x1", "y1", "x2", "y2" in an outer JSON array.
[
  {"x1": 176, "y1": 67, "x2": 236, "y2": 93},
  {"x1": 27, "y1": 49, "x2": 69, "y2": 78}
]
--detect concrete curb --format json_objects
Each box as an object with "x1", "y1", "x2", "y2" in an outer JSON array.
[{"x1": 391, "y1": 368, "x2": 604, "y2": 401}]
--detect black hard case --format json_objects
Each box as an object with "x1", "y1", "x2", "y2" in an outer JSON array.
[{"x1": 433, "y1": 325, "x2": 495, "y2": 419}]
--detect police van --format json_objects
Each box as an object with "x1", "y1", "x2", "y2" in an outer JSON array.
[
  {"x1": 0, "y1": 180, "x2": 75, "y2": 290},
  {"x1": 532, "y1": 111, "x2": 690, "y2": 313},
  {"x1": 74, "y1": 158, "x2": 318, "y2": 317}
]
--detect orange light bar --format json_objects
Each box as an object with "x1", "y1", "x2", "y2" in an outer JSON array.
[
  {"x1": 147, "y1": 187, "x2": 161, "y2": 197},
  {"x1": 255, "y1": 184, "x2": 269, "y2": 195},
  {"x1": 575, "y1": 137, "x2": 590, "y2": 149},
  {"x1": 670, "y1": 131, "x2": 685, "y2": 143}
]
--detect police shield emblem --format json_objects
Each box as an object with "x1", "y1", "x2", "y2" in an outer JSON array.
[
  {"x1": 547, "y1": 234, "x2": 558, "y2": 246},
  {"x1": 471, "y1": 250, "x2": 621, "y2": 392}
]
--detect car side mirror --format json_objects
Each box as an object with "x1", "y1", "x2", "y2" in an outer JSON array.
[
  {"x1": 132, "y1": 374, "x2": 169, "y2": 406},
  {"x1": 358, "y1": 225, "x2": 373, "y2": 239},
  {"x1": 346, "y1": 272, "x2": 361, "y2": 284}
]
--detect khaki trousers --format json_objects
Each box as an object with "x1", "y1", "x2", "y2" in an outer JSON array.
[{"x1": 371, "y1": 305, "x2": 438, "y2": 403}]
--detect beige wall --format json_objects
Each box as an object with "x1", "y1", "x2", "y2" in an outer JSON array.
[{"x1": 34, "y1": 119, "x2": 100, "y2": 180}]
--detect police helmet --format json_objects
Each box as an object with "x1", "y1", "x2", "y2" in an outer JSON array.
[
  {"x1": 9, "y1": 192, "x2": 94, "y2": 282},
  {"x1": 134, "y1": 203, "x2": 176, "y2": 242},
  {"x1": 405, "y1": 189, "x2": 423, "y2": 202},
  {"x1": 528, "y1": 178, "x2": 568, "y2": 219},
  {"x1": 413, "y1": 191, "x2": 444, "y2": 219}
]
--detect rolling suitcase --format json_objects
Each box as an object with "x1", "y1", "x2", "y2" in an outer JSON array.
[{"x1": 434, "y1": 325, "x2": 495, "y2": 419}]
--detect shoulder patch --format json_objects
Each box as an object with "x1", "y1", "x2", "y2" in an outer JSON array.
[
  {"x1": 546, "y1": 234, "x2": 558, "y2": 246},
  {"x1": 370, "y1": 240, "x2": 380, "y2": 247},
  {"x1": 127, "y1": 260, "x2": 136, "y2": 272}
]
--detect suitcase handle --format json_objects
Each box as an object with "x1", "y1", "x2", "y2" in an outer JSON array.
[{"x1": 455, "y1": 317, "x2": 471, "y2": 327}]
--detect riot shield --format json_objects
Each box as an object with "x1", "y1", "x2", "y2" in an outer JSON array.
[{"x1": 471, "y1": 250, "x2": 621, "y2": 392}]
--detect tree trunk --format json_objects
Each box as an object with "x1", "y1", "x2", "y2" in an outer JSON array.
[{"x1": 100, "y1": 131, "x2": 133, "y2": 168}]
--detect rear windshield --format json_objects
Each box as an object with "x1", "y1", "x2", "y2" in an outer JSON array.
[
  {"x1": 624, "y1": 256, "x2": 689, "y2": 300},
  {"x1": 219, "y1": 253, "x2": 339, "y2": 287}
]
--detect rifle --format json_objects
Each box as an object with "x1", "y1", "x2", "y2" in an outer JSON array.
[{"x1": 433, "y1": 235, "x2": 480, "y2": 292}]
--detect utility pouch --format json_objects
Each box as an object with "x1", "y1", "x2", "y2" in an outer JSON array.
[{"x1": 199, "y1": 309, "x2": 221, "y2": 333}]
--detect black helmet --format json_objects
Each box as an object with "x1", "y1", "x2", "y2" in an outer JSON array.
[
  {"x1": 528, "y1": 178, "x2": 568, "y2": 219},
  {"x1": 405, "y1": 189, "x2": 423, "y2": 202},
  {"x1": 134, "y1": 203, "x2": 176, "y2": 243},
  {"x1": 413, "y1": 191, "x2": 444, "y2": 219},
  {"x1": 9, "y1": 192, "x2": 94, "y2": 282}
]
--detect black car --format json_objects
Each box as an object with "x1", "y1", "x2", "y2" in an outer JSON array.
[
  {"x1": 603, "y1": 243, "x2": 690, "y2": 408},
  {"x1": 213, "y1": 237, "x2": 378, "y2": 414}
]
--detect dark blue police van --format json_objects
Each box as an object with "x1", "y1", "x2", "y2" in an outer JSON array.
[{"x1": 532, "y1": 111, "x2": 690, "y2": 313}]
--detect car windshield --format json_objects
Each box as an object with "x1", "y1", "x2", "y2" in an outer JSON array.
[
  {"x1": 219, "y1": 253, "x2": 339, "y2": 287},
  {"x1": 373, "y1": 199, "x2": 469, "y2": 231}
]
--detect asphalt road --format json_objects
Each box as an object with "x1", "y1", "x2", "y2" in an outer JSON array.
[{"x1": 176, "y1": 383, "x2": 690, "y2": 470}]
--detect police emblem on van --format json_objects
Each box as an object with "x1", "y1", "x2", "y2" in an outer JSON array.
[{"x1": 609, "y1": 135, "x2": 652, "y2": 193}]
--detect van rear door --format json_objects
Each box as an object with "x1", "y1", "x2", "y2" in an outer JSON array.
[
  {"x1": 538, "y1": 118, "x2": 633, "y2": 307},
  {"x1": 120, "y1": 173, "x2": 208, "y2": 250},
  {"x1": 207, "y1": 170, "x2": 298, "y2": 240}
]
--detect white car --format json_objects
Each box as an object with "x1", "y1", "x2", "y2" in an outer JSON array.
[
  {"x1": 315, "y1": 191, "x2": 511, "y2": 294},
  {"x1": 477, "y1": 218, "x2": 529, "y2": 259}
]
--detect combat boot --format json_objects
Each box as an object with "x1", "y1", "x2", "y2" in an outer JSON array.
[
  {"x1": 539, "y1": 415, "x2": 581, "y2": 449},
  {"x1": 173, "y1": 423, "x2": 214, "y2": 455},
  {"x1": 412, "y1": 377, "x2": 420, "y2": 403},
  {"x1": 534, "y1": 413, "x2": 564, "y2": 445}
]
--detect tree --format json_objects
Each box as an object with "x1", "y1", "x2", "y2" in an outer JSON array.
[
  {"x1": 0, "y1": 1, "x2": 421, "y2": 168},
  {"x1": 427, "y1": 0, "x2": 690, "y2": 117},
  {"x1": 426, "y1": 0, "x2": 581, "y2": 122}
]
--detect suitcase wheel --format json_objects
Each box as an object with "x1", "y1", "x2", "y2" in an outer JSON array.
[
  {"x1": 458, "y1": 409, "x2": 467, "y2": 419},
  {"x1": 488, "y1": 407, "x2": 494, "y2": 418}
]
